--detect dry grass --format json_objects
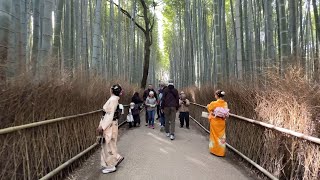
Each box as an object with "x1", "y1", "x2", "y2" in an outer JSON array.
[
  {"x1": 0, "y1": 72, "x2": 138, "y2": 179},
  {"x1": 185, "y1": 66, "x2": 320, "y2": 179}
]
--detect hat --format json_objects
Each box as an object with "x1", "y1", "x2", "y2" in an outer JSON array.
[
  {"x1": 149, "y1": 91, "x2": 154, "y2": 95},
  {"x1": 180, "y1": 91, "x2": 185, "y2": 94},
  {"x1": 168, "y1": 79, "x2": 174, "y2": 86}
]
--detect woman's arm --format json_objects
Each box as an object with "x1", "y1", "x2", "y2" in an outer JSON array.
[
  {"x1": 185, "y1": 99, "x2": 190, "y2": 106},
  {"x1": 207, "y1": 101, "x2": 216, "y2": 112}
]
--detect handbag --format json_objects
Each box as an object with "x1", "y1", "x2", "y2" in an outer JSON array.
[
  {"x1": 127, "y1": 114, "x2": 134, "y2": 122},
  {"x1": 201, "y1": 111, "x2": 209, "y2": 118}
]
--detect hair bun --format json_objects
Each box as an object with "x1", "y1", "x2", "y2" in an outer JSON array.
[{"x1": 111, "y1": 84, "x2": 122, "y2": 96}]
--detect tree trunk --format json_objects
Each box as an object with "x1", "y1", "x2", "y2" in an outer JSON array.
[
  {"x1": 0, "y1": 0, "x2": 12, "y2": 82},
  {"x1": 32, "y1": 0, "x2": 40, "y2": 76},
  {"x1": 214, "y1": 0, "x2": 222, "y2": 85},
  {"x1": 139, "y1": 0, "x2": 153, "y2": 89},
  {"x1": 235, "y1": 0, "x2": 243, "y2": 79},
  {"x1": 312, "y1": 0, "x2": 320, "y2": 82},
  {"x1": 91, "y1": 0, "x2": 102, "y2": 75},
  {"x1": 278, "y1": 0, "x2": 290, "y2": 75}
]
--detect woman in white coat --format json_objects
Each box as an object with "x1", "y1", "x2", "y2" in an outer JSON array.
[{"x1": 97, "y1": 84, "x2": 124, "y2": 174}]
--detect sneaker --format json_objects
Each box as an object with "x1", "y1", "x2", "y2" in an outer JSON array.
[
  {"x1": 145, "y1": 124, "x2": 148, "y2": 126},
  {"x1": 186, "y1": 127, "x2": 190, "y2": 129},
  {"x1": 102, "y1": 166, "x2": 116, "y2": 174},
  {"x1": 170, "y1": 135, "x2": 175, "y2": 140},
  {"x1": 166, "y1": 133, "x2": 170, "y2": 137},
  {"x1": 152, "y1": 125, "x2": 154, "y2": 129}
]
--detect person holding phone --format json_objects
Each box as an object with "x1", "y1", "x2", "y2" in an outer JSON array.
[{"x1": 179, "y1": 91, "x2": 190, "y2": 129}]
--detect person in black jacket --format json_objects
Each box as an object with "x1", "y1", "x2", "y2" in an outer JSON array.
[
  {"x1": 131, "y1": 92, "x2": 143, "y2": 127},
  {"x1": 161, "y1": 80, "x2": 179, "y2": 140},
  {"x1": 143, "y1": 84, "x2": 158, "y2": 126}
]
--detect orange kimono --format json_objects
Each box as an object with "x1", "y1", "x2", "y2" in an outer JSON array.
[{"x1": 207, "y1": 99, "x2": 228, "y2": 157}]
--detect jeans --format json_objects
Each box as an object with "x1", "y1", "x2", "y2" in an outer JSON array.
[
  {"x1": 160, "y1": 111, "x2": 165, "y2": 126},
  {"x1": 147, "y1": 110, "x2": 155, "y2": 126}
]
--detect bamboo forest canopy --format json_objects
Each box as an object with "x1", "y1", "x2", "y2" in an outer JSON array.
[
  {"x1": 163, "y1": 0, "x2": 320, "y2": 88},
  {"x1": 0, "y1": 0, "x2": 163, "y2": 88},
  {"x1": 1, "y1": 0, "x2": 320, "y2": 88}
]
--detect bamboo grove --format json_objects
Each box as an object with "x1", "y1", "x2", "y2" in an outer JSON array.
[
  {"x1": 164, "y1": 0, "x2": 320, "y2": 88},
  {"x1": 0, "y1": 0, "x2": 162, "y2": 87}
]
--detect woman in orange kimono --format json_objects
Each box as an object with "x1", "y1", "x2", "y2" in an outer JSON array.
[{"x1": 207, "y1": 90, "x2": 228, "y2": 157}]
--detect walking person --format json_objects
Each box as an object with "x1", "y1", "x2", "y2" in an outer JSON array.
[
  {"x1": 97, "y1": 84, "x2": 124, "y2": 174},
  {"x1": 145, "y1": 91, "x2": 157, "y2": 129},
  {"x1": 179, "y1": 91, "x2": 190, "y2": 129},
  {"x1": 161, "y1": 80, "x2": 179, "y2": 140},
  {"x1": 143, "y1": 84, "x2": 157, "y2": 126},
  {"x1": 131, "y1": 92, "x2": 143, "y2": 127},
  {"x1": 158, "y1": 82, "x2": 167, "y2": 131},
  {"x1": 207, "y1": 90, "x2": 229, "y2": 157}
]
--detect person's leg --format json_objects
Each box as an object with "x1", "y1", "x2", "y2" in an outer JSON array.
[
  {"x1": 179, "y1": 112, "x2": 184, "y2": 127},
  {"x1": 147, "y1": 110, "x2": 152, "y2": 126},
  {"x1": 157, "y1": 105, "x2": 160, "y2": 119},
  {"x1": 137, "y1": 114, "x2": 141, "y2": 126},
  {"x1": 133, "y1": 115, "x2": 138, "y2": 127},
  {"x1": 160, "y1": 111, "x2": 165, "y2": 126},
  {"x1": 151, "y1": 110, "x2": 155, "y2": 127},
  {"x1": 170, "y1": 107, "x2": 176, "y2": 135},
  {"x1": 145, "y1": 109, "x2": 148, "y2": 125},
  {"x1": 185, "y1": 112, "x2": 190, "y2": 129},
  {"x1": 164, "y1": 108, "x2": 170, "y2": 134}
]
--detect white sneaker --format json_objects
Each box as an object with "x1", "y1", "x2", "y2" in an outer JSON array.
[
  {"x1": 166, "y1": 133, "x2": 170, "y2": 137},
  {"x1": 102, "y1": 166, "x2": 116, "y2": 174},
  {"x1": 170, "y1": 135, "x2": 175, "y2": 140}
]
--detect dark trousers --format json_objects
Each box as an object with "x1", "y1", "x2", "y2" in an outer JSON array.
[
  {"x1": 133, "y1": 114, "x2": 140, "y2": 126},
  {"x1": 129, "y1": 114, "x2": 140, "y2": 128},
  {"x1": 179, "y1": 112, "x2": 189, "y2": 128},
  {"x1": 157, "y1": 105, "x2": 161, "y2": 118},
  {"x1": 164, "y1": 107, "x2": 177, "y2": 135},
  {"x1": 145, "y1": 109, "x2": 148, "y2": 124}
]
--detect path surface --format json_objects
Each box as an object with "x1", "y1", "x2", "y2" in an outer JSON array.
[{"x1": 67, "y1": 114, "x2": 257, "y2": 180}]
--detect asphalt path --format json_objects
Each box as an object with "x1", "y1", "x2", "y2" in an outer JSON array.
[{"x1": 66, "y1": 114, "x2": 258, "y2": 180}]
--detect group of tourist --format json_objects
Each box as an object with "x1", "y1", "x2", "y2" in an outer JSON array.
[{"x1": 96, "y1": 81, "x2": 229, "y2": 174}]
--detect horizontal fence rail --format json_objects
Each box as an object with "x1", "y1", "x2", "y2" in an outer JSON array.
[
  {"x1": 0, "y1": 104, "x2": 132, "y2": 180},
  {"x1": 190, "y1": 102, "x2": 320, "y2": 180},
  {"x1": 40, "y1": 107, "x2": 143, "y2": 180},
  {"x1": 190, "y1": 102, "x2": 320, "y2": 145},
  {"x1": 189, "y1": 103, "x2": 278, "y2": 180}
]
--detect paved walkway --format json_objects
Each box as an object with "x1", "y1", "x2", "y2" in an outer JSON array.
[{"x1": 67, "y1": 115, "x2": 257, "y2": 180}]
